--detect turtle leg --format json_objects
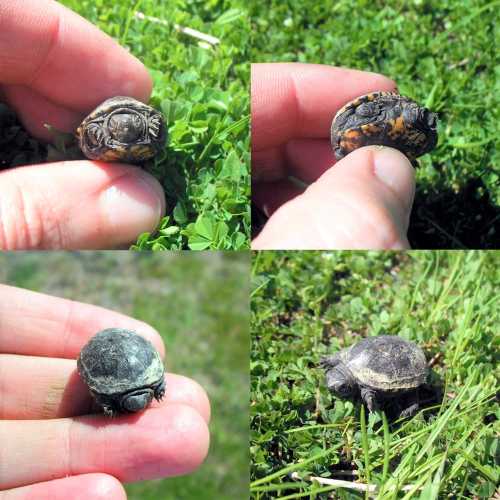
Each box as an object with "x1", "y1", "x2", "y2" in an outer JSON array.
[
  {"x1": 398, "y1": 392, "x2": 421, "y2": 419},
  {"x1": 93, "y1": 394, "x2": 117, "y2": 417},
  {"x1": 360, "y1": 388, "x2": 378, "y2": 413},
  {"x1": 154, "y1": 378, "x2": 166, "y2": 401}
]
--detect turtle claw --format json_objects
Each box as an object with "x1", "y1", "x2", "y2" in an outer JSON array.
[
  {"x1": 154, "y1": 379, "x2": 166, "y2": 402},
  {"x1": 361, "y1": 388, "x2": 378, "y2": 413},
  {"x1": 149, "y1": 115, "x2": 161, "y2": 138},
  {"x1": 102, "y1": 405, "x2": 116, "y2": 418},
  {"x1": 398, "y1": 403, "x2": 420, "y2": 419}
]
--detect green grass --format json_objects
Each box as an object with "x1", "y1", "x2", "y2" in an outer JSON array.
[
  {"x1": 250, "y1": 0, "x2": 500, "y2": 249},
  {"x1": 58, "y1": 0, "x2": 250, "y2": 250},
  {"x1": 250, "y1": 251, "x2": 499, "y2": 498},
  {"x1": 0, "y1": 251, "x2": 250, "y2": 500}
]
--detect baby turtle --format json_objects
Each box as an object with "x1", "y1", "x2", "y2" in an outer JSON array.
[
  {"x1": 331, "y1": 92, "x2": 438, "y2": 164},
  {"x1": 77, "y1": 328, "x2": 165, "y2": 417},
  {"x1": 76, "y1": 96, "x2": 166, "y2": 163},
  {"x1": 320, "y1": 335, "x2": 428, "y2": 419}
]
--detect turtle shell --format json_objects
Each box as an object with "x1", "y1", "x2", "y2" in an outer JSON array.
[
  {"x1": 77, "y1": 328, "x2": 164, "y2": 396},
  {"x1": 331, "y1": 92, "x2": 438, "y2": 163},
  {"x1": 76, "y1": 96, "x2": 166, "y2": 163},
  {"x1": 340, "y1": 335, "x2": 427, "y2": 392}
]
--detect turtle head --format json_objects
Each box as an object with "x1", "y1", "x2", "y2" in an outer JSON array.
[
  {"x1": 403, "y1": 104, "x2": 437, "y2": 132},
  {"x1": 423, "y1": 109, "x2": 438, "y2": 130},
  {"x1": 325, "y1": 364, "x2": 356, "y2": 399},
  {"x1": 121, "y1": 389, "x2": 154, "y2": 413},
  {"x1": 108, "y1": 112, "x2": 144, "y2": 144},
  {"x1": 415, "y1": 107, "x2": 437, "y2": 132}
]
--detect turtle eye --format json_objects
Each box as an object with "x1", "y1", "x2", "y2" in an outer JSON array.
[
  {"x1": 332, "y1": 380, "x2": 353, "y2": 396},
  {"x1": 338, "y1": 384, "x2": 352, "y2": 395},
  {"x1": 426, "y1": 111, "x2": 437, "y2": 129},
  {"x1": 356, "y1": 102, "x2": 377, "y2": 117}
]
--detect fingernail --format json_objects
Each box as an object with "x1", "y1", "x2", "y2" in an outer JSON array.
[
  {"x1": 373, "y1": 147, "x2": 415, "y2": 213},
  {"x1": 100, "y1": 169, "x2": 165, "y2": 237}
]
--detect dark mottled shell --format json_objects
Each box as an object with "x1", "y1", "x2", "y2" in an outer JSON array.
[
  {"x1": 331, "y1": 92, "x2": 438, "y2": 163},
  {"x1": 76, "y1": 96, "x2": 166, "y2": 163},
  {"x1": 339, "y1": 335, "x2": 427, "y2": 391},
  {"x1": 77, "y1": 328, "x2": 164, "y2": 396}
]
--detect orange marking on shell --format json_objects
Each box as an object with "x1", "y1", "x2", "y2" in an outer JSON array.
[
  {"x1": 101, "y1": 150, "x2": 123, "y2": 161},
  {"x1": 344, "y1": 129, "x2": 363, "y2": 140},
  {"x1": 387, "y1": 116, "x2": 407, "y2": 140},
  {"x1": 130, "y1": 145, "x2": 155, "y2": 159},
  {"x1": 340, "y1": 130, "x2": 363, "y2": 152},
  {"x1": 360, "y1": 124, "x2": 382, "y2": 137}
]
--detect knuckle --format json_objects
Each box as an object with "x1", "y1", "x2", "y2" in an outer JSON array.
[{"x1": 0, "y1": 178, "x2": 64, "y2": 249}]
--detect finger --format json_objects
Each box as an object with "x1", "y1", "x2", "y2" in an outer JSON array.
[
  {"x1": 252, "y1": 146, "x2": 286, "y2": 183},
  {"x1": 2, "y1": 85, "x2": 86, "y2": 142},
  {"x1": 0, "y1": 354, "x2": 210, "y2": 424},
  {"x1": 0, "y1": 161, "x2": 165, "y2": 250},
  {"x1": 285, "y1": 138, "x2": 336, "y2": 183},
  {"x1": 0, "y1": 473, "x2": 126, "y2": 500},
  {"x1": 251, "y1": 63, "x2": 396, "y2": 152},
  {"x1": 252, "y1": 179, "x2": 303, "y2": 217},
  {"x1": 252, "y1": 146, "x2": 415, "y2": 249},
  {"x1": 0, "y1": 403, "x2": 210, "y2": 489},
  {"x1": 0, "y1": 284, "x2": 165, "y2": 359},
  {"x1": 0, "y1": 0, "x2": 152, "y2": 133},
  {"x1": 252, "y1": 138, "x2": 335, "y2": 184}
]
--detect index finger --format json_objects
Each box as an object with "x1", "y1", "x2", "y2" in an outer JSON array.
[
  {"x1": 0, "y1": 0, "x2": 152, "y2": 111},
  {"x1": 0, "y1": 403, "x2": 209, "y2": 489},
  {"x1": 251, "y1": 63, "x2": 396, "y2": 152},
  {"x1": 0, "y1": 284, "x2": 165, "y2": 359}
]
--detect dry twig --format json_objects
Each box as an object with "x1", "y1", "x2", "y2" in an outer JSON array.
[
  {"x1": 290, "y1": 472, "x2": 422, "y2": 495},
  {"x1": 134, "y1": 12, "x2": 220, "y2": 46}
]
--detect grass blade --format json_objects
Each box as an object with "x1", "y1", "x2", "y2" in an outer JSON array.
[
  {"x1": 360, "y1": 404, "x2": 371, "y2": 498},
  {"x1": 381, "y1": 411, "x2": 390, "y2": 484},
  {"x1": 250, "y1": 443, "x2": 342, "y2": 488}
]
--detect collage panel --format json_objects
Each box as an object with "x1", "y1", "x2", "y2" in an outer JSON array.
[
  {"x1": 0, "y1": 251, "x2": 249, "y2": 499},
  {"x1": 1, "y1": 0, "x2": 249, "y2": 251},
  {"x1": 250, "y1": 1, "x2": 499, "y2": 250},
  {"x1": 250, "y1": 251, "x2": 499, "y2": 498}
]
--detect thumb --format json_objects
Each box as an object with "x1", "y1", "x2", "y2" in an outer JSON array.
[
  {"x1": 252, "y1": 146, "x2": 415, "y2": 249},
  {"x1": 0, "y1": 161, "x2": 165, "y2": 249}
]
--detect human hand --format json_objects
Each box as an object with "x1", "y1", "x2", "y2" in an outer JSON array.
[
  {"x1": 0, "y1": 0, "x2": 166, "y2": 250},
  {"x1": 251, "y1": 63, "x2": 415, "y2": 249},
  {"x1": 0, "y1": 284, "x2": 210, "y2": 499}
]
